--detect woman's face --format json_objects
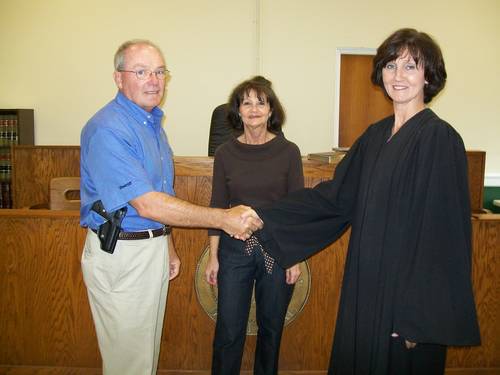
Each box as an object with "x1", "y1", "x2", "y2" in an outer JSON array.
[
  {"x1": 238, "y1": 90, "x2": 271, "y2": 130},
  {"x1": 382, "y1": 51, "x2": 426, "y2": 108}
]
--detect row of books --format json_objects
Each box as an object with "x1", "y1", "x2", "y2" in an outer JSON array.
[
  {"x1": 0, "y1": 114, "x2": 19, "y2": 147},
  {"x1": 0, "y1": 147, "x2": 10, "y2": 162},
  {"x1": 0, "y1": 116, "x2": 17, "y2": 204},
  {"x1": 0, "y1": 163, "x2": 12, "y2": 182},
  {"x1": 0, "y1": 181, "x2": 12, "y2": 208}
]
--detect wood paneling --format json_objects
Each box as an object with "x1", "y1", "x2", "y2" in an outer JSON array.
[
  {"x1": 1, "y1": 154, "x2": 499, "y2": 374},
  {"x1": 468, "y1": 151, "x2": 487, "y2": 214},
  {"x1": 10, "y1": 147, "x2": 485, "y2": 212},
  {"x1": 11, "y1": 145, "x2": 80, "y2": 208},
  {"x1": 0, "y1": 212, "x2": 497, "y2": 373},
  {"x1": 10, "y1": 148, "x2": 336, "y2": 209},
  {"x1": 0, "y1": 370, "x2": 498, "y2": 375},
  {"x1": 0, "y1": 211, "x2": 97, "y2": 367},
  {"x1": 447, "y1": 214, "x2": 500, "y2": 369}
]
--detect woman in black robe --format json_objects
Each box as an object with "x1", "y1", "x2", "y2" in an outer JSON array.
[{"x1": 255, "y1": 28, "x2": 480, "y2": 374}]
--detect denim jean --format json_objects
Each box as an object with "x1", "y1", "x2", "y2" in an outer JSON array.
[{"x1": 211, "y1": 237, "x2": 294, "y2": 375}]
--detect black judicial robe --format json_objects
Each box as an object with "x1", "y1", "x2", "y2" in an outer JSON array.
[{"x1": 256, "y1": 109, "x2": 480, "y2": 374}]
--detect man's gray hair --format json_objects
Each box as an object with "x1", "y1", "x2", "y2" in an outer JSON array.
[{"x1": 114, "y1": 39, "x2": 164, "y2": 70}]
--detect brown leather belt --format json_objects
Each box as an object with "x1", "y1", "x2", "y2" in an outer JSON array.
[{"x1": 92, "y1": 226, "x2": 171, "y2": 240}]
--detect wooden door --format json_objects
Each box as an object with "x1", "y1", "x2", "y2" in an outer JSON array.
[{"x1": 339, "y1": 54, "x2": 393, "y2": 147}]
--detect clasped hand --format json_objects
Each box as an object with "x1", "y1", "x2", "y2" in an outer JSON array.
[{"x1": 224, "y1": 205, "x2": 263, "y2": 240}]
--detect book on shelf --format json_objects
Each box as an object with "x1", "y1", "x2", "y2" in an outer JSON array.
[
  {"x1": 307, "y1": 150, "x2": 348, "y2": 164},
  {"x1": 0, "y1": 114, "x2": 18, "y2": 146},
  {"x1": 0, "y1": 181, "x2": 12, "y2": 208},
  {"x1": 0, "y1": 109, "x2": 34, "y2": 208}
]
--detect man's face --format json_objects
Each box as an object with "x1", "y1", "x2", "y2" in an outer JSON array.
[{"x1": 114, "y1": 44, "x2": 166, "y2": 112}]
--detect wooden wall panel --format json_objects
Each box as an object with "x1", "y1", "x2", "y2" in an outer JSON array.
[
  {"x1": 161, "y1": 174, "x2": 214, "y2": 369},
  {"x1": 0, "y1": 211, "x2": 98, "y2": 367},
  {"x1": 2, "y1": 149, "x2": 497, "y2": 374},
  {"x1": 0, "y1": 212, "x2": 498, "y2": 374},
  {"x1": 10, "y1": 147, "x2": 485, "y2": 213},
  {"x1": 446, "y1": 215, "x2": 500, "y2": 369},
  {"x1": 468, "y1": 151, "x2": 486, "y2": 214},
  {"x1": 10, "y1": 148, "x2": 335, "y2": 209},
  {"x1": 11, "y1": 146, "x2": 80, "y2": 208}
]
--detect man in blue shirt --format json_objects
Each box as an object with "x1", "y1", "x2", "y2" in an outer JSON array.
[{"x1": 80, "y1": 39, "x2": 261, "y2": 375}]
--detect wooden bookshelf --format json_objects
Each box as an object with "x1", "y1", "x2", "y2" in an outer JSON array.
[{"x1": 0, "y1": 109, "x2": 34, "y2": 208}]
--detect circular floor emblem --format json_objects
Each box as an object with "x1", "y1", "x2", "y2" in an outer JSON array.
[{"x1": 194, "y1": 245, "x2": 311, "y2": 335}]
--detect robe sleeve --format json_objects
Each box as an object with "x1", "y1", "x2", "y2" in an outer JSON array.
[
  {"x1": 256, "y1": 135, "x2": 365, "y2": 269},
  {"x1": 394, "y1": 121, "x2": 481, "y2": 345}
]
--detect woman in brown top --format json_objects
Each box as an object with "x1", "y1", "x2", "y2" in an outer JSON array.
[{"x1": 205, "y1": 76, "x2": 303, "y2": 374}]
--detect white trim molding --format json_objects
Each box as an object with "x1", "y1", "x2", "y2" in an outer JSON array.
[
  {"x1": 333, "y1": 47, "x2": 377, "y2": 147},
  {"x1": 485, "y1": 173, "x2": 500, "y2": 187}
]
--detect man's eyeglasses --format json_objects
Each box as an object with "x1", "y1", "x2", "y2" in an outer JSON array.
[{"x1": 118, "y1": 68, "x2": 170, "y2": 80}]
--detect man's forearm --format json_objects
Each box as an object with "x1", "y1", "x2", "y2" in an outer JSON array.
[
  {"x1": 131, "y1": 191, "x2": 225, "y2": 228},
  {"x1": 130, "y1": 191, "x2": 262, "y2": 238}
]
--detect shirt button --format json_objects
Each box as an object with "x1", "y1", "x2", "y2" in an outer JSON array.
[{"x1": 143, "y1": 121, "x2": 147, "y2": 125}]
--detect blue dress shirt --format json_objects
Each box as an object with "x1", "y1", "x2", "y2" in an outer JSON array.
[{"x1": 80, "y1": 92, "x2": 174, "y2": 231}]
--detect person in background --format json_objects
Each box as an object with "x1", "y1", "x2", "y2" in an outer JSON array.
[
  {"x1": 80, "y1": 39, "x2": 262, "y2": 375},
  {"x1": 205, "y1": 76, "x2": 303, "y2": 374},
  {"x1": 255, "y1": 29, "x2": 480, "y2": 374}
]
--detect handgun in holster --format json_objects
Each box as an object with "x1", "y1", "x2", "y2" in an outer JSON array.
[{"x1": 91, "y1": 200, "x2": 127, "y2": 254}]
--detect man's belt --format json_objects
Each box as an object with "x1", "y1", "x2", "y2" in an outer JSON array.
[{"x1": 92, "y1": 226, "x2": 171, "y2": 240}]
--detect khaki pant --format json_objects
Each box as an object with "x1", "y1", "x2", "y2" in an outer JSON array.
[{"x1": 81, "y1": 229, "x2": 170, "y2": 375}]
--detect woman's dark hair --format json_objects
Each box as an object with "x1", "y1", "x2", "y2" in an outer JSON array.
[
  {"x1": 371, "y1": 28, "x2": 447, "y2": 103},
  {"x1": 227, "y1": 76, "x2": 285, "y2": 132}
]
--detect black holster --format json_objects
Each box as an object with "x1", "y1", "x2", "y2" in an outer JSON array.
[{"x1": 91, "y1": 200, "x2": 127, "y2": 254}]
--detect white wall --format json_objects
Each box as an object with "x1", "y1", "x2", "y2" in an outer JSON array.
[{"x1": 1, "y1": 0, "x2": 499, "y2": 177}]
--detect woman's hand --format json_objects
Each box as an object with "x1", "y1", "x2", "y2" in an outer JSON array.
[
  {"x1": 205, "y1": 254, "x2": 219, "y2": 285},
  {"x1": 286, "y1": 263, "x2": 301, "y2": 284}
]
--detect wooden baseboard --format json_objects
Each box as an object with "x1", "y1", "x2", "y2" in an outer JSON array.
[
  {"x1": 0, "y1": 366, "x2": 101, "y2": 375},
  {"x1": 1, "y1": 367, "x2": 499, "y2": 375}
]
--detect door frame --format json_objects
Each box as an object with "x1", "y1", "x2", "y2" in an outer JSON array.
[{"x1": 333, "y1": 47, "x2": 376, "y2": 147}]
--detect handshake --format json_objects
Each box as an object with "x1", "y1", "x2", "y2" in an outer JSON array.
[{"x1": 222, "y1": 205, "x2": 264, "y2": 240}]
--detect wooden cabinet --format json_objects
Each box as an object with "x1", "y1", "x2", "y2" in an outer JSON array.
[{"x1": 0, "y1": 109, "x2": 34, "y2": 208}]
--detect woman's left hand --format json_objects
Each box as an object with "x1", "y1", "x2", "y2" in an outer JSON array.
[{"x1": 286, "y1": 263, "x2": 301, "y2": 285}]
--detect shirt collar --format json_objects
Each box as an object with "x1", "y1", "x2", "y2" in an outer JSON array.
[{"x1": 115, "y1": 91, "x2": 164, "y2": 126}]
